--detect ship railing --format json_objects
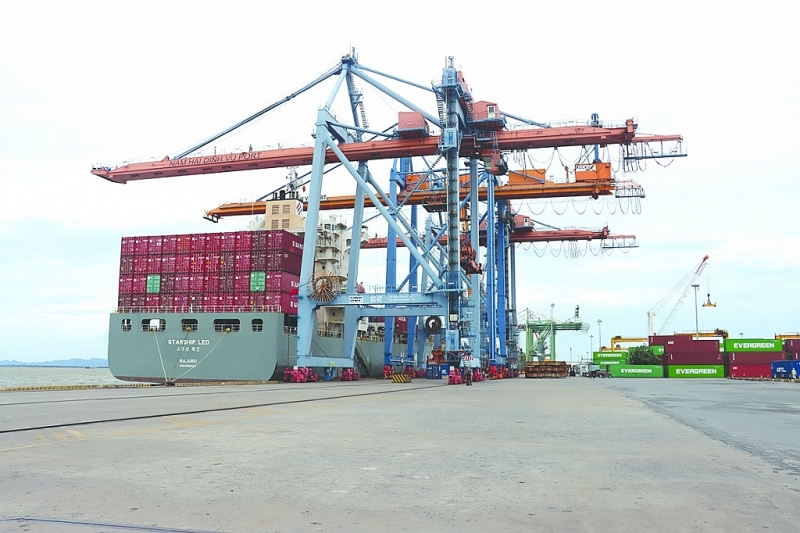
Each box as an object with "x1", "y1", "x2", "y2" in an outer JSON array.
[{"x1": 115, "y1": 305, "x2": 286, "y2": 314}]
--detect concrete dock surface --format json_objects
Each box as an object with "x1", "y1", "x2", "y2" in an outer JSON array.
[{"x1": 1, "y1": 377, "x2": 798, "y2": 532}]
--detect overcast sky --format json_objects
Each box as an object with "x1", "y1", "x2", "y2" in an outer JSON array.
[{"x1": 1, "y1": 1, "x2": 798, "y2": 363}]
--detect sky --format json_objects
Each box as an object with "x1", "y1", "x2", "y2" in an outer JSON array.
[{"x1": 1, "y1": 1, "x2": 798, "y2": 362}]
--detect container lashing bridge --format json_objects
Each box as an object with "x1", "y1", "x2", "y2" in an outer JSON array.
[{"x1": 92, "y1": 50, "x2": 684, "y2": 379}]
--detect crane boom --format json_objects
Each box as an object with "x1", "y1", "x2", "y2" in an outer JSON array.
[
  {"x1": 648, "y1": 255, "x2": 709, "y2": 335},
  {"x1": 92, "y1": 121, "x2": 681, "y2": 184}
]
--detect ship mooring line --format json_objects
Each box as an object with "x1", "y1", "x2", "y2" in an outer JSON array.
[{"x1": 0, "y1": 382, "x2": 445, "y2": 434}]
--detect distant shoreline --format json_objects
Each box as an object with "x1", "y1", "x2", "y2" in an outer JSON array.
[{"x1": 0, "y1": 364, "x2": 109, "y2": 369}]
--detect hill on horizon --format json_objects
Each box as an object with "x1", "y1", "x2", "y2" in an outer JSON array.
[{"x1": 0, "y1": 358, "x2": 108, "y2": 368}]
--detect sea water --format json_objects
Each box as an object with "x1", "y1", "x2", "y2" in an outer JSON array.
[{"x1": 0, "y1": 367, "x2": 127, "y2": 389}]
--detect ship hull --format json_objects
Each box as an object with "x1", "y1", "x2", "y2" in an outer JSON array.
[{"x1": 108, "y1": 311, "x2": 406, "y2": 383}]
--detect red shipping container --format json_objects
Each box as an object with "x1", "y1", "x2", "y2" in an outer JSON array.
[
  {"x1": 175, "y1": 254, "x2": 191, "y2": 272},
  {"x1": 170, "y1": 294, "x2": 189, "y2": 310},
  {"x1": 205, "y1": 275, "x2": 220, "y2": 293},
  {"x1": 144, "y1": 294, "x2": 160, "y2": 307},
  {"x1": 207, "y1": 233, "x2": 222, "y2": 252},
  {"x1": 728, "y1": 352, "x2": 785, "y2": 365},
  {"x1": 265, "y1": 251, "x2": 302, "y2": 273},
  {"x1": 120, "y1": 256, "x2": 134, "y2": 275},
  {"x1": 121, "y1": 237, "x2": 135, "y2": 255},
  {"x1": 266, "y1": 230, "x2": 304, "y2": 256},
  {"x1": 220, "y1": 293, "x2": 236, "y2": 309},
  {"x1": 663, "y1": 339, "x2": 720, "y2": 353},
  {"x1": 160, "y1": 274, "x2": 175, "y2": 294},
  {"x1": 787, "y1": 351, "x2": 800, "y2": 360},
  {"x1": 132, "y1": 256, "x2": 147, "y2": 274},
  {"x1": 145, "y1": 255, "x2": 162, "y2": 274},
  {"x1": 132, "y1": 275, "x2": 147, "y2": 293},
  {"x1": 220, "y1": 251, "x2": 235, "y2": 271},
  {"x1": 250, "y1": 292, "x2": 265, "y2": 308},
  {"x1": 665, "y1": 352, "x2": 724, "y2": 365},
  {"x1": 649, "y1": 335, "x2": 693, "y2": 345},
  {"x1": 220, "y1": 233, "x2": 236, "y2": 251},
  {"x1": 785, "y1": 339, "x2": 800, "y2": 350},
  {"x1": 218, "y1": 273, "x2": 235, "y2": 293},
  {"x1": 251, "y1": 250, "x2": 267, "y2": 270},
  {"x1": 728, "y1": 364, "x2": 772, "y2": 379},
  {"x1": 263, "y1": 292, "x2": 298, "y2": 314},
  {"x1": 202, "y1": 293, "x2": 221, "y2": 311},
  {"x1": 161, "y1": 255, "x2": 176, "y2": 273},
  {"x1": 234, "y1": 252, "x2": 251, "y2": 271},
  {"x1": 394, "y1": 316, "x2": 409, "y2": 335},
  {"x1": 118, "y1": 275, "x2": 133, "y2": 294},
  {"x1": 251, "y1": 231, "x2": 268, "y2": 250},
  {"x1": 160, "y1": 294, "x2": 173, "y2": 308},
  {"x1": 162, "y1": 235, "x2": 177, "y2": 254},
  {"x1": 190, "y1": 233, "x2": 207, "y2": 253},
  {"x1": 265, "y1": 272, "x2": 300, "y2": 293},
  {"x1": 234, "y1": 273, "x2": 251, "y2": 292},
  {"x1": 189, "y1": 274, "x2": 205, "y2": 292},
  {"x1": 235, "y1": 231, "x2": 252, "y2": 251},
  {"x1": 190, "y1": 253, "x2": 207, "y2": 273},
  {"x1": 118, "y1": 294, "x2": 133, "y2": 308},
  {"x1": 133, "y1": 237, "x2": 148, "y2": 255},
  {"x1": 174, "y1": 274, "x2": 190, "y2": 292},
  {"x1": 148, "y1": 236, "x2": 163, "y2": 255},
  {"x1": 206, "y1": 252, "x2": 221, "y2": 273},
  {"x1": 176, "y1": 234, "x2": 192, "y2": 253}
]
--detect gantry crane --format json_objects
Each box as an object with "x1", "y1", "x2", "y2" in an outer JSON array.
[
  {"x1": 523, "y1": 305, "x2": 589, "y2": 361},
  {"x1": 648, "y1": 255, "x2": 709, "y2": 336},
  {"x1": 92, "y1": 51, "x2": 684, "y2": 377}
]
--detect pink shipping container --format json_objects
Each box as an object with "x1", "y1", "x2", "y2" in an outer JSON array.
[
  {"x1": 205, "y1": 275, "x2": 220, "y2": 293},
  {"x1": 728, "y1": 352, "x2": 785, "y2": 365},
  {"x1": 251, "y1": 231, "x2": 268, "y2": 250},
  {"x1": 250, "y1": 293, "x2": 265, "y2": 307},
  {"x1": 120, "y1": 256, "x2": 134, "y2": 275},
  {"x1": 220, "y1": 233, "x2": 236, "y2": 251},
  {"x1": 121, "y1": 237, "x2": 135, "y2": 255},
  {"x1": 265, "y1": 272, "x2": 300, "y2": 293},
  {"x1": 118, "y1": 294, "x2": 133, "y2": 308},
  {"x1": 220, "y1": 293, "x2": 236, "y2": 308},
  {"x1": 728, "y1": 364, "x2": 772, "y2": 379},
  {"x1": 665, "y1": 352, "x2": 724, "y2": 365},
  {"x1": 144, "y1": 294, "x2": 160, "y2": 307},
  {"x1": 394, "y1": 316, "x2": 409, "y2": 335},
  {"x1": 133, "y1": 237, "x2": 148, "y2": 255},
  {"x1": 160, "y1": 294, "x2": 174, "y2": 308},
  {"x1": 649, "y1": 335, "x2": 693, "y2": 345},
  {"x1": 203, "y1": 294, "x2": 221, "y2": 310},
  {"x1": 133, "y1": 256, "x2": 147, "y2": 274},
  {"x1": 190, "y1": 253, "x2": 207, "y2": 273}
]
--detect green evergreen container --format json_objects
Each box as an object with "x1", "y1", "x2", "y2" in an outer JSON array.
[
  {"x1": 610, "y1": 365, "x2": 664, "y2": 378},
  {"x1": 723, "y1": 339, "x2": 782, "y2": 353},
  {"x1": 250, "y1": 271, "x2": 266, "y2": 292},
  {"x1": 592, "y1": 357, "x2": 627, "y2": 366},
  {"x1": 146, "y1": 274, "x2": 161, "y2": 294},
  {"x1": 651, "y1": 345, "x2": 665, "y2": 356},
  {"x1": 667, "y1": 365, "x2": 725, "y2": 378}
]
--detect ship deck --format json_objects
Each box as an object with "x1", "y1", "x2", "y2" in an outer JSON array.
[{"x1": 1, "y1": 378, "x2": 799, "y2": 532}]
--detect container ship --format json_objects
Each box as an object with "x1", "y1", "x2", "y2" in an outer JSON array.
[{"x1": 109, "y1": 196, "x2": 410, "y2": 384}]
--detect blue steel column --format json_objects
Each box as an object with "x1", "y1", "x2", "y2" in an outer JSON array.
[
  {"x1": 403, "y1": 159, "x2": 419, "y2": 366},
  {"x1": 496, "y1": 201, "x2": 508, "y2": 368},
  {"x1": 468, "y1": 159, "x2": 481, "y2": 369},
  {"x1": 383, "y1": 162, "x2": 399, "y2": 367},
  {"x1": 485, "y1": 173, "x2": 497, "y2": 371}
]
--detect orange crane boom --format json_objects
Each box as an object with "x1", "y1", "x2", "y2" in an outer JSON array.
[
  {"x1": 92, "y1": 120, "x2": 681, "y2": 184},
  {"x1": 203, "y1": 179, "x2": 614, "y2": 220},
  {"x1": 361, "y1": 226, "x2": 616, "y2": 249}
]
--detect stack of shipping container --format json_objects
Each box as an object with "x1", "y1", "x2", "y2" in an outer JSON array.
[
  {"x1": 117, "y1": 230, "x2": 303, "y2": 314},
  {"x1": 724, "y1": 338, "x2": 784, "y2": 378},
  {"x1": 649, "y1": 335, "x2": 725, "y2": 378}
]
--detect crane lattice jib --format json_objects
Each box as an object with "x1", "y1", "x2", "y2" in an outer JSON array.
[{"x1": 655, "y1": 255, "x2": 709, "y2": 335}]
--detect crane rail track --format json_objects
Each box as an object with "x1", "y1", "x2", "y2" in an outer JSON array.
[{"x1": 0, "y1": 381, "x2": 443, "y2": 435}]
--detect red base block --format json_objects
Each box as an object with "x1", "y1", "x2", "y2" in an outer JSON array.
[
  {"x1": 341, "y1": 368, "x2": 361, "y2": 381},
  {"x1": 283, "y1": 367, "x2": 319, "y2": 383},
  {"x1": 383, "y1": 365, "x2": 393, "y2": 379}
]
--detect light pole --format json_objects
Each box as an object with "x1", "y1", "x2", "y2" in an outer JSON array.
[
  {"x1": 597, "y1": 319, "x2": 602, "y2": 351},
  {"x1": 589, "y1": 335, "x2": 594, "y2": 359},
  {"x1": 692, "y1": 283, "x2": 700, "y2": 339}
]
